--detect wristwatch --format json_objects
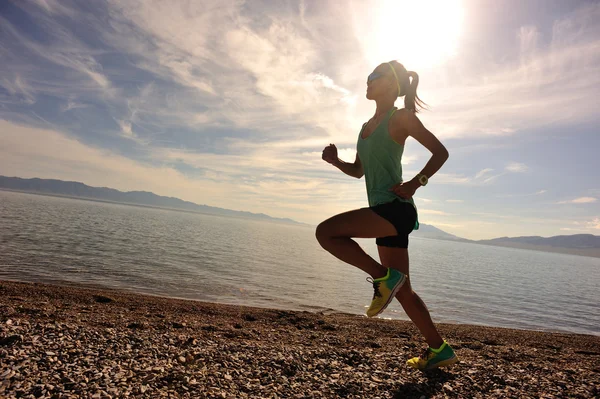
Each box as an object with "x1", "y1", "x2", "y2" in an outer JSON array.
[{"x1": 416, "y1": 173, "x2": 429, "y2": 186}]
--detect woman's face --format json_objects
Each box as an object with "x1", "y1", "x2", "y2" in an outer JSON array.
[{"x1": 366, "y1": 64, "x2": 396, "y2": 100}]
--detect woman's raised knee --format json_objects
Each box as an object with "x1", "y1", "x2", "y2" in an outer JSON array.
[{"x1": 315, "y1": 221, "x2": 330, "y2": 244}]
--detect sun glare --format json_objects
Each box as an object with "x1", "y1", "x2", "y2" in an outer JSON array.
[{"x1": 362, "y1": 0, "x2": 465, "y2": 70}]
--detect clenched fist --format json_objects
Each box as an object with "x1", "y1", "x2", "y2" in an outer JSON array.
[{"x1": 322, "y1": 143, "x2": 338, "y2": 165}]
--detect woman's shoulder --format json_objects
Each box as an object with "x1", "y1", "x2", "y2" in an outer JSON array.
[
  {"x1": 391, "y1": 108, "x2": 424, "y2": 131},
  {"x1": 392, "y1": 107, "x2": 417, "y2": 121},
  {"x1": 389, "y1": 108, "x2": 416, "y2": 143}
]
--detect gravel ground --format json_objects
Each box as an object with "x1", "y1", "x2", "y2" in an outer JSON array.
[{"x1": 1, "y1": 280, "x2": 599, "y2": 398}]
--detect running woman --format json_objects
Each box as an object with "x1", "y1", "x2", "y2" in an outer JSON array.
[{"x1": 317, "y1": 61, "x2": 458, "y2": 370}]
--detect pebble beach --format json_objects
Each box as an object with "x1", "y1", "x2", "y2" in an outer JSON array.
[{"x1": 1, "y1": 280, "x2": 599, "y2": 398}]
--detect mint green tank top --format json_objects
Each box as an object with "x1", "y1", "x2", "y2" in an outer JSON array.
[{"x1": 356, "y1": 107, "x2": 419, "y2": 230}]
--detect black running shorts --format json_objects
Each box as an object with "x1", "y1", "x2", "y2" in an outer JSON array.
[{"x1": 369, "y1": 199, "x2": 417, "y2": 248}]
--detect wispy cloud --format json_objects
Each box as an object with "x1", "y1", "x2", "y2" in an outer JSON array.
[
  {"x1": 558, "y1": 197, "x2": 597, "y2": 204},
  {"x1": 0, "y1": 119, "x2": 367, "y2": 223},
  {"x1": 32, "y1": 0, "x2": 77, "y2": 16},
  {"x1": 432, "y1": 173, "x2": 471, "y2": 185},
  {"x1": 0, "y1": 6, "x2": 116, "y2": 100},
  {"x1": 482, "y1": 173, "x2": 505, "y2": 184},
  {"x1": 419, "y1": 209, "x2": 454, "y2": 216},
  {"x1": 588, "y1": 218, "x2": 600, "y2": 230},
  {"x1": 472, "y1": 163, "x2": 527, "y2": 185},
  {"x1": 424, "y1": 222, "x2": 463, "y2": 228},
  {"x1": 116, "y1": 119, "x2": 134, "y2": 138},
  {"x1": 424, "y1": 2, "x2": 600, "y2": 139},
  {"x1": 61, "y1": 100, "x2": 88, "y2": 112},
  {"x1": 505, "y1": 162, "x2": 528, "y2": 173},
  {"x1": 496, "y1": 189, "x2": 549, "y2": 199},
  {"x1": 475, "y1": 168, "x2": 494, "y2": 179},
  {"x1": 0, "y1": 75, "x2": 36, "y2": 105}
]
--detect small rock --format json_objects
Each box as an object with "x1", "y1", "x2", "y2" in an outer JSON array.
[
  {"x1": 0, "y1": 334, "x2": 22, "y2": 346},
  {"x1": 127, "y1": 322, "x2": 146, "y2": 330},
  {"x1": 94, "y1": 295, "x2": 113, "y2": 303}
]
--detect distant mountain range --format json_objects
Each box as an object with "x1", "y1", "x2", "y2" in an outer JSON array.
[
  {"x1": 0, "y1": 176, "x2": 302, "y2": 225},
  {"x1": 473, "y1": 235, "x2": 600, "y2": 258},
  {"x1": 411, "y1": 224, "x2": 600, "y2": 258},
  {"x1": 412, "y1": 223, "x2": 468, "y2": 241},
  {"x1": 2, "y1": 176, "x2": 599, "y2": 258}
]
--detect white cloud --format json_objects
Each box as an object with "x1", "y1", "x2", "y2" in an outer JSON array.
[
  {"x1": 558, "y1": 197, "x2": 597, "y2": 204},
  {"x1": 422, "y1": 3, "x2": 600, "y2": 139},
  {"x1": 117, "y1": 120, "x2": 134, "y2": 138},
  {"x1": 424, "y1": 222, "x2": 463, "y2": 228},
  {"x1": 433, "y1": 173, "x2": 471, "y2": 184},
  {"x1": 446, "y1": 199, "x2": 463, "y2": 203},
  {"x1": 587, "y1": 218, "x2": 600, "y2": 230},
  {"x1": 506, "y1": 162, "x2": 528, "y2": 173},
  {"x1": 475, "y1": 168, "x2": 494, "y2": 179},
  {"x1": 483, "y1": 173, "x2": 505, "y2": 184},
  {"x1": 0, "y1": 120, "x2": 202, "y2": 197},
  {"x1": 61, "y1": 100, "x2": 88, "y2": 112},
  {"x1": 536, "y1": 190, "x2": 547, "y2": 195},
  {"x1": 0, "y1": 75, "x2": 36, "y2": 104},
  {"x1": 419, "y1": 209, "x2": 453, "y2": 216},
  {"x1": 32, "y1": 0, "x2": 76, "y2": 16},
  {"x1": 519, "y1": 26, "x2": 541, "y2": 65},
  {"x1": 0, "y1": 10, "x2": 116, "y2": 99},
  {"x1": 471, "y1": 212, "x2": 515, "y2": 220},
  {"x1": 98, "y1": 0, "x2": 365, "y2": 148},
  {"x1": 0, "y1": 119, "x2": 371, "y2": 224}
]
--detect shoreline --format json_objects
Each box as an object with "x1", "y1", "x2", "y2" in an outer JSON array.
[
  {"x1": 1, "y1": 277, "x2": 595, "y2": 338},
  {"x1": 1, "y1": 280, "x2": 599, "y2": 398}
]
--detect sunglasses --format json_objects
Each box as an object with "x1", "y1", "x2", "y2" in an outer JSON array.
[{"x1": 367, "y1": 71, "x2": 386, "y2": 83}]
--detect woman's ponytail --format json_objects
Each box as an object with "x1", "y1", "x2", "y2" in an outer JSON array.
[
  {"x1": 388, "y1": 61, "x2": 427, "y2": 113},
  {"x1": 405, "y1": 71, "x2": 426, "y2": 113}
]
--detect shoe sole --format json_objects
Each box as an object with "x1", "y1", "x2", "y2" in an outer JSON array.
[
  {"x1": 369, "y1": 273, "x2": 406, "y2": 317},
  {"x1": 425, "y1": 355, "x2": 459, "y2": 370}
]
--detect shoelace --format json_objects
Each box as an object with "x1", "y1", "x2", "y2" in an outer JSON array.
[
  {"x1": 420, "y1": 347, "x2": 435, "y2": 361},
  {"x1": 366, "y1": 277, "x2": 382, "y2": 298}
]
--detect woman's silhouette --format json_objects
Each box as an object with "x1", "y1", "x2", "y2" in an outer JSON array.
[{"x1": 317, "y1": 61, "x2": 458, "y2": 370}]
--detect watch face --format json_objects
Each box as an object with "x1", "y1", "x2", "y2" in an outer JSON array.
[{"x1": 419, "y1": 175, "x2": 428, "y2": 185}]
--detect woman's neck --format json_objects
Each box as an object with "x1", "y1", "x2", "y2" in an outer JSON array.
[{"x1": 374, "y1": 98, "x2": 396, "y2": 119}]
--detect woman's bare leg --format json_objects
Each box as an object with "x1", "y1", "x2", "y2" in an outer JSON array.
[
  {"x1": 378, "y1": 246, "x2": 444, "y2": 349},
  {"x1": 316, "y1": 208, "x2": 398, "y2": 279}
]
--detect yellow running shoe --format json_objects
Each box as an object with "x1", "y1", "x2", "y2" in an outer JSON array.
[
  {"x1": 366, "y1": 268, "x2": 406, "y2": 317},
  {"x1": 407, "y1": 341, "x2": 459, "y2": 370}
]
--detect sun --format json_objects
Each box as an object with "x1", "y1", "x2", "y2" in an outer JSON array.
[{"x1": 359, "y1": 0, "x2": 465, "y2": 70}]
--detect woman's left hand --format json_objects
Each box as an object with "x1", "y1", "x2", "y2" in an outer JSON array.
[{"x1": 389, "y1": 179, "x2": 420, "y2": 199}]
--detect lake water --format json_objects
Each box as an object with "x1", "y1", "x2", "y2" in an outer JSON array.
[{"x1": 1, "y1": 190, "x2": 598, "y2": 336}]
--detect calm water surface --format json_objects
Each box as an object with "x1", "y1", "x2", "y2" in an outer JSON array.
[{"x1": 1, "y1": 190, "x2": 598, "y2": 336}]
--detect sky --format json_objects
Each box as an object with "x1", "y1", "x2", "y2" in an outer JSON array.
[{"x1": 1, "y1": 0, "x2": 599, "y2": 240}]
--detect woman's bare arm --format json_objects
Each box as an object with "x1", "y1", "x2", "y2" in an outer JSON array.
[{"x1": 332, "y1": 152, "x2": 364, "y2": 179}]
